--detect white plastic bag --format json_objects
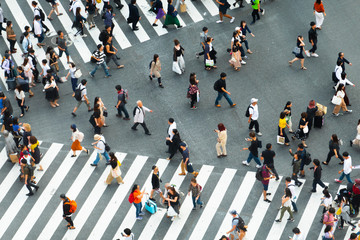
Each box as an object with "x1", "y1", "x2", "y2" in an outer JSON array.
[
  {"x1": 172, "y1": 62, "x2": 182, "y2": 75},
  {"x1": 167, "y1": 206, "x2": 177, "y2": 217}
]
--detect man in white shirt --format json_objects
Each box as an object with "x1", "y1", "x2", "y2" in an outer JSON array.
[
  {"x1": 117, "y1": 228, "x2": 134, "y2": 240},
  {"x1": 90, "y1": 134, "x2": 110, "y2": 166},
  {"x1": 248, "y1": 98, "x2": 262, "y2": 136},
  {"x1": 69, "y1": 0, "x2": 81, "y2": 18},
  {"x1": 285, "y1": 177, "x2": 298, "y2": 213},
  {"x1": 335, "y1": 152, "x2": 353, "y2": 183},
  {"x1": 34, "y1": 16, "x2": 45, "y2": 47},
  {"x1": 31, "y1": 1, "x2": 50, "y2": 33},
  {"x1": 131, "y1": 100, "x2": 153, "y2": 135},
  {"x1": 165, "y1": 118, "x2": 177, "y2": 152},
  {"x1": 289, "y1": 227, "x2": 304, "y2": 240}
]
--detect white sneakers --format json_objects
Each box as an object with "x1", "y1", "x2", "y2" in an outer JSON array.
[
  {"x1": 256, "y1": 164, "x2": 262, "y2": 168},
  {"x1": 242, "y1": 161, "x2": 250, "y2": 166},
  {"x1": 230, "y1": 17, "x2": 235, "y2": 23},
  {"x1": 241, "y1": 60, "x2": 246, "y2": 65},
  {"x1": 257, "y1": 132, "x2": 263, "y2": 136},
  {"x1": 217, "y1": 17, "x2": 235, "y2": 23},
  {"x1": 311, "y1": 53, "x2": 319, "y2": 57},
  {"x1": 216, "y1": 20, "x2": 223, "y2": 23}
]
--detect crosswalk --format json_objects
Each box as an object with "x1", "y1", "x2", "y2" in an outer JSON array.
[{"x1": 0, "y1": 142, "x2": 358, "y2": 240}]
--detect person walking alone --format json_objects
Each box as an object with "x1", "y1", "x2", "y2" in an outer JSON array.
[
  {"x1": 14, "y1": 85, "x2": 29, "y2": 118},
  {"x1": 322, "y1": 134, "x2": 344, "y2": 165},
  {"x1": 335, "y1": 152, "x2": 353, "y2": 184},
  {"x1": 215, "y1": 0, "x2": 235, "y2": 24},
  {"x1": 60, "y1": 193, "x2": 75, "y2": 230},
  {"x1": 188, "y1": 177, "x2": 204, "y2": 210},
  {"x1": 90, "y1": 44, "x2": 111, "y2": 78},
  {"x1": 250, "y1": 0, "x2": 264, "y2": 25},
  {"x1": 131, "y1": 184, "x2": 147, "y2": 220},
  {"x1": 214, "y1": 72, "x2": 236, "y2": 108},
  {"x1": 6, "y1": 21, "x2": 17, "y2": 53},
  {"x1": 242, "y1": 132, "x2": 261, "y2": 168},
  {"x1": 128, "y1": 0, "x2": 141, "y2": 31},
  {"x1": 285, "y1": 177, "x2": 298, "y2": 213},
  {"x1": 289, "y1": 36, "x2": 307, "y2": 70},
  {"x1": 115, "y1": 85, "x2": 130, "y2": 120},
  {"x1": 172, "y1": 39, "x2": 185, "y2": 75},
  {"x1": 261, "y1": 143, "x2": 279, "y2": 180},
  {"x1": 70, "y1": 124, "x2": 88, "y2": 157},
  {"x1": 313, "y1": 0, "x2": 326, "y2": 30},
  {"x1": 275, "y1": 188, "x2": 295, "y2": 222},
  {"x1": 105, "y1": 152, "x2": 124, "y2": 185},
  {"x1": 21, "y1": 158, "x2": 39, "y2": 196},
  {"x1": 149, "y1": 54, "x2": 164, "y2": 88},
  {"x1": 215, "y1": 123, "x2": 227, "y2": 158},
  {"x1": 307, "y1": 22, "x2": 319, "y2": 57},
  {"x1": 248, "y1": 98, "x2": 262, "y2": 136},
  {"x1": 178, "y1": 142, "x2": 199, "y2": 177},
  {"x1": 332, "y1": 84, "x2": 352, "y2": 117},
  {"x1": 90, "y1": 134, "x2": 110, "y2": 167},
  {"x1": 131, "y1": 100, "x2": 152, "y2": 135},
  {"x1": 310, "y1": 159, "x2": 327, "y2": 192}
]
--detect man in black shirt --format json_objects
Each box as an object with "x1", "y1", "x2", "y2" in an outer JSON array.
[
  {"x1": 338, "y1": 52, "x2": 352, "y2": 72},
  {"x1": 242, "y1": 132, "x2": 261, "y2": 168},
  {"x1": 214, "y1": 72, "x2": 236, "y2": 108},
  {"x1": 261, "y1": 143, "x2": 279, "y2": 180},
  {"x1": 128, "y1": 0, "x2": 141, "y2": 31},
  {"x1": 0, "y1": 92, "x2": 13, "y2": 131},
  {"x1": 308, "y1": 21, "x2": 318, "y2": 58}
]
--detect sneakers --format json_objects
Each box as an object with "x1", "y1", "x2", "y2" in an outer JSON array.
[
  {"x1": 256, "y1": 164, "x2": 262, "y2": 168},
  {"x1": 231, "y1": 103, "x2": 237, "y2": 107},
  {"x1": 241, "y1": 60, "x2": 247, "y2": 65},
  {"x1": 287, "y1": 218, "x2": 295, "y2": 222},
  {"x1": 345, "y1": 110, "x2": 353, "y2": 113},
  {"x1": 332, "y1": 113, "x2": 340, "y2": 117},
  {"x1": 257, "y1": 132, "x2": 263, "y2": 136},
  {"x1": 275, "y1": 219, "x2": 281, "y2": 222},
  {"x1": 90, "y1": 163, "x2": 97, "y2": 167},
  {"x1": 136, "y1": 217, "x2": 143, "y2": 220},
  {"x1": 335, "y1": 179, "x2": 342, "y2": 183},
  {"x1": 264, "y1": 199, "x2": 271, "y2": 203},
  {"x1": 242, "y1": 161, "x2": 250, "y2": 166},
  {"x1": 71, "y1": 112, "x2": 76, "y2": 117},
  {"x1": 89, "y1": 72, "x2": 94, "y2": 77},
  {"x1": 230, "y1": 17, "x2": 235, "y2": 23},
  {"x1": 216, "y1": 20, "x2": 223, "y2": 23},
  {"x1": 139, "y1": 212, "x2": 145, "y2": 216},
  {"x1": 26, "y1": 193, "x2": 34, "y2": 196},
  {"x1": 215, "y1": 104, "x2": 221, "y2": 108},
  {"x1": 81, "y1": 34, "x2": 88, "y2": 38},
  {"x1": 171, "y1": 216, "x2": 176, "y2": 221},
  {"x1": 311, "y1": 53, "x2": 319, "y2": 57}
]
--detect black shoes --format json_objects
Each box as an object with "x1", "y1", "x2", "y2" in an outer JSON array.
[
  {"x1": 26, "y1": 193, "x2": 34, "y2": 196},
  {"x1": 71, "y1": 112, "x2": 76, "y2": 117},
  {"x1": 145, "y1": 132, "x2": 152, "y2": 135},
  {"x1": 90, "y1": 163, "x2": 97, "y2": 167}
]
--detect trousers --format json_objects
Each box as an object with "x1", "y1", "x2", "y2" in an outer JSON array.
[{"x1": 132, "y1": 122, "x2": 150, "y2": 134}]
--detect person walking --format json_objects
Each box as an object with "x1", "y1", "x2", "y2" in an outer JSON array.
[
  {"x1": 203, "y1": 37, "x2": 217, "y2": 70},
  {"x1": 196, "y1": 27, "x2": 208, "y2": 58},
  {"x1": 28, "y1": 49, "x2": 40, "y2": 83},
  {"x1": 149, "y1": 165, "x2": 164, "y2": 200},
  {"x1": 105, "y1": 36, "x2": 124, "y2": 69},
  {"x1": 165, "y1": 186, "x2": 180, "y2": 221},
  {"x1": 261, "y1": 164, "x2": 275, "y2": 203},
  {"x1": 44, "y1": 75, "x2": 60, "y2": 108},
  {"x1": 226, "y1": 210, "x2": 247, "y2": 240},
  {"x1": 47, "y1": 0, "x2": 62, "y2": 20},
  {"x1": 240, "y1": 21, "x2": 255, "y2": 54},
  {"x1": 322, "y1": 134, "x2": 344, "y2": 165},
  {"x1": 172, "y1": 39, "x2": 185, "y2": 75},
  {"x1": 152, "y1": 0, "x2": 166, "y2": 26},
  {"x1": 3, "y1": 130, "x2": 18, "y2": 162},
  {"x1": 215, "y1": 123, "x2": 227, "y2": 158},
  {"x1": 275, "y1": 188, "x2": 295, "y2": 222},
  {"x1": 313, "y1": 0, "x2": 325, "y2": 30},
  {"x1": 350, "y1": 119, "x2": 360, "y2": 147},
  {"x1": 0, "y1": 4, "x2": 5, "y2": 36},
  {"x1": 163, "y1": 0, "x2": 182, "y2": 29},
  {"x1": 73, "y1": 7, "x2": 87, "y2": 38},
  {"x1": 60, "y1": 194, "x2": 75, "y2": 229},
  {"x1": 335, "y1": 72, "x2": 355, "y2": 106},
  {"x1": 248, "y1": 98, "x2": 261, "y2": 135},
  {"x1": 310, "y1": 159, "x2": 327, "y2": 192},
  {"x1": 29, "y1": 136, "x2": 43, "y2": 171},
  {"x1": 115, "y1": 85, "x2": 130, "y2": 120},
  {"x1": 131, "y1": 184, "x2": 147, "y2": 220},
  {"x1": 285, "y1": 177, "x2": 298, "y2": 213},
  {"x1": 128, "y1": 0, "x2": 141, "y2": 31},
  {"x1": 188, "y1": 177, "x2": 204, "y2": 210},
  {"x1": 71, "y1": 79, "x2": 92, "y2": 117},
  {"x1": 14, "y1": 85, "x2": 29, "y2": 118},
  {"x1": 214, "y1": 72, "x2": 236, "y2": 108},
  {"x1": 242, "y1": 132, "x2": 261, "y2": 168},
  {"x1": 320, "y1": 189, "x2": 332, "y2": 222},
  {"x1": 16, "y1": 66, "x2": 34, "y2": 98},
  {"x1": 118, "y1": 228, "x2": 134, "y2": 240},
  {"x1": 215, "y1": 0, "x2": 234, "y2": 24},
  {"x1": 21, "y1": 158, "x2": 39, "y2": 196},
  {"x1": 90, "y1": 44, "x2": 111, "y2": 78},
  {"x1": 338, "y1": 198, "x2": 356, "y2": 230},
  {"x1": 337, "y1": 52, "x2": 352, "y2": 73},
  {"x1": 165, "y1": 118, "x2": 177, "y2": 148},
  {"x1": 149, "y1": 54, "x2": 164, "y2": 88},
  {"x1": 178, "y1": 142, "x2": 199, "y2": 177},
  {"x1": 229, "y1": 39, "x2": 242, "y2": 71},
  {"x1": 289, "y1": 227, "x2": 304, "y2": 240},
  {"x1": 292, "y1": 112, "x2": 308, "y2": 147},
  {"x1": 90, "y1": 134, "x2": 110, "y2": 166},
  {"x1": 0, "y1": 92, "x2": 13, "y2": 132},
  {"x1": 233, "y1": 0, "x2": 244, "y2": 8},
  {"x1": 289, "y1": 36, "x2": 307, "y2": 70},
  {"x1": 322, "y1": 207, "x2": 337, "y2": 228},
  {"x1": 188, "y1": 76, "x2": 199, "y2": 109},
  {"x1": 65, "y1": 62, "x2": 79, "y2": 92},
  {"x1": 31, "y1": 1, "x2": 50, "y2": 33},
  {"x1": 332, "y1": 84, "x2": 352, "y2": 116},
  {"x1": 105, "y1": 152, "x2": 124, "y2": 185},
  {"x1": 307, "y1": 22, "x2": 319, "y2": 57},
  {"x1": 6, "y1": 21, "x2": 17, "y2": 53},
  {"x1": 90, "y1": 104, "x2": 103, "y2": 134},
  {"x1": 131, "y1": 100, "x2": 152, "y2": 135},
  {"x1": 250, "y1": 0, "x2": 264, "y2": 25},
  {"x1": 22, "y1": 58, "x2": 35, "y2": 87},
  {"x1": 103, "y1": 5, "x2": 116, "y2": 36},
  {"x1": 261, "y1": 143, "x2": 279, "y2": 180},
  {"x1": 34, "y1": 16, "x2": 45, "y2": 47},
  {"x1": 306, "y1": 100, "x2": 318, "y2": 135},
  {"x1": 57, "y1": 31, "x2": 70, "y2": 64},
  {"x1": 335, "y1": 152, "x2": 353, "y2": 184},
  {"x1": 85, "y1": 0, "x2": 96, "y2": 29},
  {"x1": 70, "y1": 124, "x2": 88, "y2": 157},
  {"x1": 278, "y1": 112, "x2": 290, "y2": 146},
  {"x1": 288, "y1": 149, "x2": 303, "y2": 187},
  {"x1": 166, "y1": 129, "x2": 181, "y2": 160},
  {"x1": 21, "y1": 32, "x2": 32, "y2": 57}
]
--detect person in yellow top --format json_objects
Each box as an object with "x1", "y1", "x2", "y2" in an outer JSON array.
[{"x1": 278, "y1": 112, "x2": 290, "y2": 146}]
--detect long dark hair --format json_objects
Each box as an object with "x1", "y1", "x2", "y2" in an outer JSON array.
[
  {"x1": 331, "y1": 134, "x2": 339, "y2": 144},
  {"x1": 336, "y1": 83, "x2": 344, "y2": 92},
  {"x1": 153, "y1": 54, "x2": 159, "y2": 62},
  {"x1": 94, "y1": 96, "x2": 100, "y2": 108},
  {"x1": 131, "y1": 184, "x2": 139, "y2": 193},
  {"x1": 285, "y1": 188, "x2": 292, "y2": 198},
  {"x1": 316, "y1": 0, "x2": 321, "y2": 4},
  {"x1": 109, "y1": 152, "x2": 117, "y2": 162}
]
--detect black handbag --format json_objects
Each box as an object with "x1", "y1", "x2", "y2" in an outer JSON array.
[{"x1": 103, "y1": 110, "x2": 108, "y2": 117}]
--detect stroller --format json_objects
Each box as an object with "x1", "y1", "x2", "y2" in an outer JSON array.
[{"x1": 334, "y1": 182, "x2": 359, "y2": 217}]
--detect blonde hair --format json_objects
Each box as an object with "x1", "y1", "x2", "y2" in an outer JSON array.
[{"x1": 23, "y1": 123, "x2": 31, "y2": 132}]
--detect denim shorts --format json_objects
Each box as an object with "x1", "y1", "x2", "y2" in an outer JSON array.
[{"x1": 262, "y1": 183, "x2": 268, "y2": 191}]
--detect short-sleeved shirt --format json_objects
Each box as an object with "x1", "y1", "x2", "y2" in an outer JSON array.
[
  {"x1": 182, "y1": 148, "x2": 189, "y2": 163},
  {"x1": 248, "y1": 140, "x2": 259, "y2": 156},
  {"x1": 77, "y1": 83, "x2": 87, "y2": 101},
  {"x1": 15, "y1": 89, "x2": 25, "y2": 100},
  {"x1": 216, "y1": 79, "x2": 226, "y2": 92},
  {"x1": 42, "y1": 64, "x2": 50, "y2": 77},
  {"x1": 69, "y1": 68, "x2": 76, "y2": 79},
  {"x1": 252, "y1": 0, "x2": 260, "y2": 10},
  {"x1": 96, "y1": 138, "x2": 105, "y2": 153},
  {"x1": 261, "y1": 150, "x2": 275, "y2": 165},
  {"x1": 328, "y1": 140, "x2": 340, "y2": 152},
  {"x1": 249, "y1": 104, "x2": 259, "y2": 120},
  {"x1": 279, "y1": 118, "x2": 287, "y2": 129},
  {"x1": 284, "y1": 106, "x2": 291, "y2": 116},
  {"x1": 232, "y1": 217, "x2": 239, "y2": 230},
  {"x1": 308, "y1": 28, "x2": 317, "y2": 43},
  {"x1": 57, "y1": 37, "x2": 66, "y2": 50},
  {"x1": 117, "y1": 91, "x2": 125, "y2": 107},
  {"x1": 168, "y1": 192, "x2": 179, "y2": 206},
  {"x1": 261, "y1": 166, "x2": 270, "y2": 185},
  {"x1": 133, "y1": 189, "x2": 142, "y2": 204},
  {"x1": 23, "y1": 165, "x2": 31, "y2": 176},
  {"x1": 2, "y1": 98, "x2": 13, "y2": 115},
  {"x1": 323, "y1": 212, "x2": 335, "y2": 226}
]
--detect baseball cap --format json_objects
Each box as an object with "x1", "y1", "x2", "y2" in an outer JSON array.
[
  {"x1": 229, "y1": 210, "x2": 237, "y2": 215},
  {"x1": 179, "y1": 142, "x2": 186, "y2": 147},
  {"x1": 251, "y1": 98, "x2": 258, "y2": 103},
  {"x1": 23, "y1": 150, "x2": 29, "y2": 155},
  {"x1": 235, "y1": 27, "x2": 240, "y2": 31}
]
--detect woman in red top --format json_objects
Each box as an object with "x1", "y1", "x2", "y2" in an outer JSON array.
[{"x1": 313, "y1": 0, "x2": 326, "y2": 29}]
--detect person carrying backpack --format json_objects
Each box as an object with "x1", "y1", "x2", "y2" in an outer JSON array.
[
  {"x1": 129, "y1": 184, "x2": 147, "y2": 220},
  {"x1": 21, "y1": 158, "x2": 39, "y2": 196},
  {"x1": 31, "y1": 1, "x2": 50, "y2": 34},
  {"x1": 89, "y1": 44, "x2": 111, "y2": 78},
  {"x1": 188, "y1": 177, "x2": 204, "y2": 210},
  {"x1": 71, "y1": 79, "x2": 92, "y2": 117},
  {"x1": 60, "y1": 193, "x2": 76, "y2": 230},
  {"x1": 115, "y1": 85, "x2": 130, "y2": 120},
  {"x1": 214, "y1": 72, "x2": 236, "y2": 108},
  {"x1": 226, "y1": 210, "x2": 247, "y2": 240},
  {"x1": 261, "y1": 164, "x2": 275, "y2": 203},
  {"x1": 131, "y1": 100, "x2": 152, "y2": 135}
]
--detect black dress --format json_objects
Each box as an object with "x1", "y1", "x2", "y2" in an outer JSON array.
[
  {"x1": 295, "y1": 41, "x2": 304, "y2": 59},
  {"x1": 306, "y1": 106, "x2": 318, "y2": 132}
]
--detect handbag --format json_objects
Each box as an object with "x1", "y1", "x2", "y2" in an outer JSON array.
[
  {"x1": 111, "y1": 166, "x2": 121, "y2": 178},
  {"x1": 167, "y1": 206, "x2": 177, "y2": 217},
  {"x1": 331, "y1": 95, "x2": 341, "y2": 105},
  {"x1": 303, "y1": 125, "x2": 309, "y2": 134},
  {"x1": 171, "y1": 10, "x2": 178, "y2": 17},
  {"x1": 205, "y1": 59, "x2": 214, "y2": 67},
  {"x1": 180, "y1": 3, "x2": 186, "y2": 12},
  {"x1": 74, "y1": 69, "x2": 82, "y2": 78},
  {"x1": 103, "y1": 110, "x2": 108, "y2": 117},
  {"x1": 196, "y1": 91, "x2": 200, "y2": 102},
  {"x1": 292, "y1": 47, "x2": 301, "y2": 55},
  {"x1": 277, "y1": 135, "x2": 285, "y2": 145},
  {"x1": 172, "y1": 61, "x2": 182, "y2": 75}
]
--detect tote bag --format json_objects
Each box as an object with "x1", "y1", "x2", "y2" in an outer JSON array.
[
  {"x1": 205, "y1": 59, "x2": 214, "y2": 67},
  {"x1": 172, "y1": 61, "x2": 182, "y2": 75},
  {"x1": 331, "y1": 95, "x2": 341, "y2": 105},
  {"x1": 180, "y1": 3, "x2": 186, "y2": 12},
  {"x1": 303, "y1": 125, "x2": 309, "y2": 134},
  {"x1": 74, "y1": 69, "x2": 82, "y2": 79},
  {"x1": 277, "y1": 135, "x2": 285, "y2": 145}
]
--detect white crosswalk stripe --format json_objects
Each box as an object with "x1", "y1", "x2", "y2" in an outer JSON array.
[
  {"x1": 200, "y1": 0, "x2": 219, "y2": 16},
  {"x1": 25, "y1": 0, "x2": 57, "y2": 37},
  {"x1": 0, "y1": 141, "x2": 354, "y2": 240}
]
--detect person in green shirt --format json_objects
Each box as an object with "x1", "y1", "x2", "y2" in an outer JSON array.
[{"x1": 250, "y1": 0, "x2": 264, "y2": 25}]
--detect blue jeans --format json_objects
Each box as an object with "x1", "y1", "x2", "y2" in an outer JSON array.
[
  {"x1": 93, "y1": 151, "x2": 110, "y2": 165},
  {"x1": 192, "y1": 196, "x2": 203, "y2": 208},
  {"x1": 117, "y1": 105, "x2": 129, "y2": 118},
  {"x1": 133, "y1": 202, "x2": 142, "y2": 218},
  {"x1": 339, "y1": 172, "x2": 353, "y2": 183},
  {"x1": 36, "y1": 33, "x2": 44, "y2": 43},
  {"x1": 246, "y1": 152, "x2": 261, "y2": 165},
  {"x1": 291, "y1": 200, "x2": 298, "y2": 212},
  {"x1": 215, "y1": 92, "x2": 233, "y2": 106},
  {"x1": 90, "y1": 62, "x2": 110, "y2": 76},
  {"x1": 71, "y1": 77, "x2": 78, "y2": 92}
]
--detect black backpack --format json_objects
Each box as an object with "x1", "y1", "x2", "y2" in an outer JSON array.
[
  {"x1": 133, "y1": 106, "x2": 139, "y2": 117},
  {"x1": 35, "y1": 8, "x2": 45, "y2": 22},
  {"x1": 100, "y1": 140, "x2": 111, "y2": 152},
  {"x1": 304, "y1": 152, "x2": 312, "y2": 165},
  {"x1": 149, "y1": 60, "x2": 154, "y2": 69},
  {"x1": 245, "y1": 105, "x2": 253, "y2": 117},
  {"x1": 101, "y1": 11, "x2": 107, "y2": 20},
  {"x1": 255, "y1": 167, "x2": 263, "y2": 181},
  {"x1": 74, "y1": 86, "x2": 84, "y2": 101},
  {"x1": 99, "y1": 30, "x2": 107, "y2": 42},
  {"x1": 213, "y1": 80, "x2": 220, "y2": 91},
  {"x1": 234, "y1": 217, "x2": 247, "y2": 232}
]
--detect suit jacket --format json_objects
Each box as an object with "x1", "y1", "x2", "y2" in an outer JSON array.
[{"x1": 128, "y1": 4, "x2": 140, "y2": 22}]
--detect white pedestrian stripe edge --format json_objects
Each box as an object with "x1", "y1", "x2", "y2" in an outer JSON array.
[
  {"x1": 184, "y1": 1, "x2": 205, "y2": 23},
  {"x1": 294, "y1": 182, "x2": 329, "y2": 239},
  {"x1": 13, "y1": 149, "x2": 82, "y2": 240},
  {"x1": 138, "y1": 162, "x2": 187, "y2": 240},
  {"x1": 163, "y1": 165, "x2": 214, "y2": 240},
  {"x1": 200, "y1": 0, "x2": 219, "y2": 16},
  {"x1": 266, "y1": 180, "x2": 306, "y2": 240},
  {"x1": 162, "y1": 0, "x2": 187, "y2": 27},
  {"x1": 0, "y1": 143, "x2": 63, "y2": 239},
  {"x1": 88, "y1": 155, "x2": 148, "y2": 239},
  {"x1": 215, "y1": 171, "x2": 257, "y2": 240},
  {"x1": 113, "y1": 158, "x2": 170, "y2": 239},
  {"x1": 25, "y1": 0, "x2": 57, "y2": 37},
  {"x1": 246, "y1": 177, "x2": 283, "y2": 240},
  {"x1": 0, "y1": 147, "x2": 8, "y2": 170},
  {"x1": 189, "y1": 168, "x2": 237, "y2": 240},
  {"x1": 37, "y1": 150, "x2": 99, "y2": 240}
]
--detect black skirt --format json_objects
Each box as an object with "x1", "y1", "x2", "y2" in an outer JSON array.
[{"x1": 45, "y1": 87, "x2": 59, "y2": 101}]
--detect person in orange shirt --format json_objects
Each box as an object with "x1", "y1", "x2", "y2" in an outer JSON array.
[
  {"x1": 313, "y1": 0, "x2": 326, "y2": 30},
  {"x1": 131, "y1": 184, "x2": 147, "y2": 220}
]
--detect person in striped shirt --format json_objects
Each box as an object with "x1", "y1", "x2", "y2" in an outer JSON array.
[{"x1": 90, "y1": 44, "x2": 111, "y2": 78}]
